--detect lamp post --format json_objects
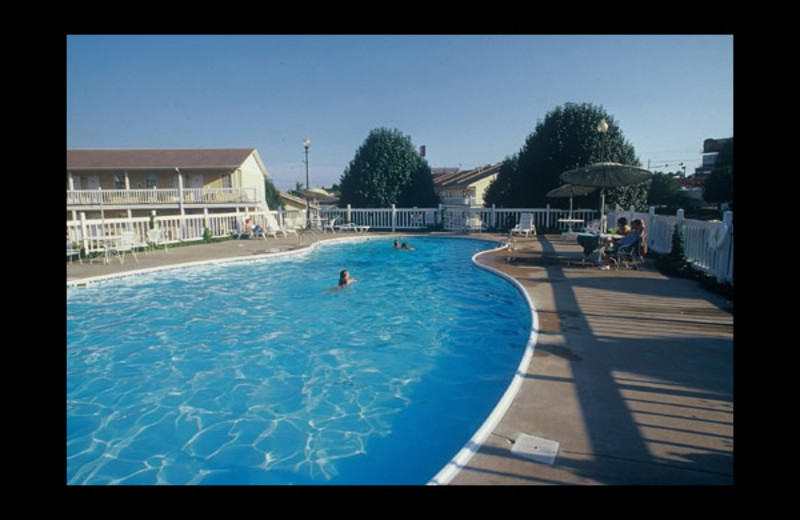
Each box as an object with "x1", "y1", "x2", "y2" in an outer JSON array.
[
  {"x1": 596, "y1": 118, "x2": 609, "y2": 161},
  {"x1": 596, "y1": 118, "x2": 609, "y2": 233},
  {"x1": 303, "y1": 137, "x2": 311, "y2": 229}
]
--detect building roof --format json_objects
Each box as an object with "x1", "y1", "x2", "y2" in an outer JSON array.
[
  {"x1": 279, "y1": 191, "x2": 320, "y2": 210},
  {"x1": 432, "y1": 163, "x2": 502, "y2": 190},
  {"x1": 66, "y1": 148, "x2": 259, "y2": 171}
]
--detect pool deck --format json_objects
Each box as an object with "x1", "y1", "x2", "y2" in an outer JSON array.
[{"x1": 66, "y1": 231, "x2": 734, "y2": 486}]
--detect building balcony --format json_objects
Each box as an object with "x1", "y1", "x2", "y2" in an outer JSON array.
[{"x1": 67, "y1": 188, "x2": 261, "y2": 210}]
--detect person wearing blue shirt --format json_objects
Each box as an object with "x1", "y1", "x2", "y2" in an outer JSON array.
[{"x1": 600, "y1": 219, "x2": 643, "y2": 270}]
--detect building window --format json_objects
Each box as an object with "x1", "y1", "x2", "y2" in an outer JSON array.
[
  {"x1": 146, "y1": 174, "x2": 158, "y2": 188},
  {"x1": 221, "y1": 173, "x2": 232, "y2": 188},
  {"x1": 113, "y1": 175, "x2": 125, "y2": 189}
]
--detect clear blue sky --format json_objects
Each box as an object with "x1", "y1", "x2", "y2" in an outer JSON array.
[{"x1": 67, "y1": 34, "x2": 733, "y2": 192}]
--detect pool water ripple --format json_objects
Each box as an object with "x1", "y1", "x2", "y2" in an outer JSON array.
[{"x1": 67, "y1": 237, "x2": 532, "y2": 485}]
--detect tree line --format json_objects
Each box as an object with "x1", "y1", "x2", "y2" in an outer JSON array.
[{"x1": 265, "y1": 102, "x2": 732, "y2": 212}]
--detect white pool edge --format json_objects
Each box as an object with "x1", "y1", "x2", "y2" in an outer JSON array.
[{"x1": 426, "y1": 244, "x2": 539, "y2": 485}]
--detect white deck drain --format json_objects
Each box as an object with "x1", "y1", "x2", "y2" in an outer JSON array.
[{"x1": 511, "y1": 433, "x2": 559, "y2": 465}]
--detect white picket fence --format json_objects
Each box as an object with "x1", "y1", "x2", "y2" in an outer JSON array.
[
  {"x1": 320, "y1": 204, "x2": 597, "y2": 233},
  {"x1": 67, "y1": 203, "x2": 732, "y2": 285},
  {"x1": 609, "y1": 206, "x2": 733, "y2": 285}
]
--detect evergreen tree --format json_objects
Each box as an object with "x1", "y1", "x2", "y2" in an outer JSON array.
[
  {"x1": 264, "y1": 176, "x2": 282, "y2": 210},
  {"x1": 657, "y1": 224, "x2": 692, "y2": 277}
]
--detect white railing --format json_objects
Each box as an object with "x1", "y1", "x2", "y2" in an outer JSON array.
[
  {"x1": 67, "y1": 209, "x2": 279, "y2": 255},
  {"x1": 67, "y1": 187, "x2": 259, "y2": 206}
]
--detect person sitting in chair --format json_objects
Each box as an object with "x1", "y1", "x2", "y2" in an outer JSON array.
[
  {"x1": 245, "y1": 217, "x2": 264, "y2": 236},
  {"x1": 600, "y1": 219, "x2": 643, "y2": 270}
]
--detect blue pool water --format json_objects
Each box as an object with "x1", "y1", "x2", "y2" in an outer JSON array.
[{"x1": 66, "y1": 237, "x2": 532, "y2": 485}]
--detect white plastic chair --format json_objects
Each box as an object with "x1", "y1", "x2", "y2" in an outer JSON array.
[
  {"x1": 322, "y1": 217, "x2": 337, "y2": 233},
  {"x1": 146, "y1": 228, "x2": 169, "y2": 253},
  {"x1": 510, "y1": 213, "x2": 536, "y2": 237},
  {"x1": 266, "y1": 212, "x2": 298, "y2": 237},
  {"x1": 67, "y1": 238, "x2": 82, "y2": 264},
  {"x1": 107, "y1": 231, "x2": 144, "y2": 264}
]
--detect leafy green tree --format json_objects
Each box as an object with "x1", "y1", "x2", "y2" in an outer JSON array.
[
  {"x1": 703, "y1": 137, "x2": 733, "y2": 207},
  {"x1": 485, "y1": 103, "x2": 647, "y2": 210},
  {"x1": 339, "y1": 128, "x2": 439, "y2": 208}
]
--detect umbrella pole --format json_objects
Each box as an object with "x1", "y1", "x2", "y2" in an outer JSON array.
[
  {"x1": 568, "y1": 196, "x2": 574, "y2": 232},
  {"x1": 600, "y1": 189, "x2": 607, "y2": 234}
]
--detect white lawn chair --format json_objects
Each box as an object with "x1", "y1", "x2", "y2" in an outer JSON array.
[
  {"x1": 511, "y1": 213, "x2": 536, "y2": 237},
  {"x1": 107, "y1": 231, "x2": 144, "y2": 264},
  {"x1": 146, "y1": 228, "x2": 169, "y2": 253},
  {"x1": 266, "y1": 212, "x2": 298, "y2": 238},
  {"x1": 67, "y1": 238, "x2": 82, "y2": 264},
  {"x1": 320, "y1": 217, "x2": 337, "y2": 233}
]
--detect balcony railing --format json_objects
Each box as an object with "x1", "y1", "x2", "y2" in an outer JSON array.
[{"x1": 66, "y1": 188, "x2": 260, "y2": 207}]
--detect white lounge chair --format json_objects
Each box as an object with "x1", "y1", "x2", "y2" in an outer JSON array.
[
  {"x1": 266, "y1": 212, "x2": 298, "y2": 238},
  {"x1": 336, "y1": 222, "x2": 370, "y2": 233},
  {"x1": 236, "y1": 219, "x2": 269, "y2": 240},
  {"x1": 511, "y1": 213, "x2": 536, "y2": 237}
]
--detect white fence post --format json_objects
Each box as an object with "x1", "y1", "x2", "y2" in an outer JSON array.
[
  {"x1": 391, "y1": 204, "x2": 397, "y2": 232},
  {"x1": 546, "y1": 204, "x2": 551, "y2": 231},
  {"x1": 79, "y1": 212, "x2": 88, "y2": 254},
  {"x1": 714, "y1": 210, "x2": 734, "y2": 284}
]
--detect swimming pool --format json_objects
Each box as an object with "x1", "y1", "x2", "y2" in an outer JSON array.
[{"x1": 66, "y1": 236, "x2": 534, "y2": 485}]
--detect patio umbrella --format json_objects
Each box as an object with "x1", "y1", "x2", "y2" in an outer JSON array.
[
  {"x1": 546, "y1": 183, "x2": 597, "y2": 220},
  {"x1": 559, "y1": 161, "x2": 652, "y2": 231}
]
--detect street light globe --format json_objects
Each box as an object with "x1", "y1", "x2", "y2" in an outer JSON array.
[
  {"x1": 596, "y1": 119, "x2": 609, "y2": 133},
  {"x1": 303, "y1": 137, "x2": 311, "y2": 149}
]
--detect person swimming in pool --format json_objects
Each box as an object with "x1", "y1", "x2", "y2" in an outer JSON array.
[
  {"x1": 338, "y1": 269, "x2": 357, "y2": 288},
  {"x1": 400, "y1": 242, "x2": 415, "y2": 251}
]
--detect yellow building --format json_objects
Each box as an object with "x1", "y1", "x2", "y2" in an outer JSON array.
[
  {"x1": 67, "y1": 148, "x2": 271, "y2": 221},
  {"x1": 432, "y1": 163, "x2": 501, "y2": 207}
]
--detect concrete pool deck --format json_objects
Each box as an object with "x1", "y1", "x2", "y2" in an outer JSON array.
[{"x1": 66, "y1": 232, "x2": 734, "y2": 485}]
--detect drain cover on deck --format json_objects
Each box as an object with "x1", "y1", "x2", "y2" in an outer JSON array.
[{"x1": 511, "y1": 433, "x2": 559, "y2": 465}]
